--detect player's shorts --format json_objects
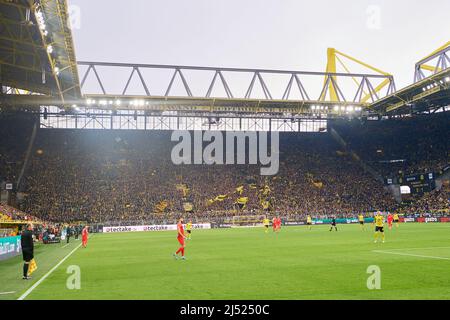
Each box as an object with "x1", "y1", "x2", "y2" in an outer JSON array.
[
  {"x1": 177, "y1": 237, "x2": 185, "y2": 246},
  {"x1": 306, "y1": 222, "x2": 311, "y2": 225},
  {"x1": 186, "y1": 230, "x2": 191, "y2": 234},
  {"x1": 264, "y1": 225, "x2": 269, "y2": 228},
  {"x1": 22, "y1": 249, "x2": 33, "y2": 262},
  {"x1": 359, "y1": 221, "x2": 364, "y2": 225},
  {"x1": 393, "y1": 219, "x2": 399, "y2": 223},
  {"x1": 375, "y1": 226, "x2": 384, "y2": 232},
  {"x1": 331, "y1": 222, "x2": 336, "y2": 226}
]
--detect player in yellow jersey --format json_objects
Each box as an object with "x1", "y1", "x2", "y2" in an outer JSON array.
[
  {"x1": 358, "y1": 213, "x2": 366, "y2": 231},
  {"x1": 185, "y1": 221, "x2": 192, "y2": 240},
  {"x1": 393, "y1": 213, "x2": 400, "y2": 228},
  {"x1": 374, "y1": 213, "x2": 385, "y2": 243},
  {"x1": 263, "y1": 217, "x2": 270, "y2": 233},
  {"x1": 306, "y1": 215, "x2": 312, "y2": 230}
]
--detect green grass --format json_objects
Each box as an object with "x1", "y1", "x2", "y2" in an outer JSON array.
[{"x1": 1, "y1": 223, "x2": 450, "y2": 300}]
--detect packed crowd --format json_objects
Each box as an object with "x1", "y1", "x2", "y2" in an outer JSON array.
[
  {"x1": 0, "y1": 203, "x2": 40, "y2": 222},
  {"x1": 0, "y1": 203, "x2": 48, "y2": 238},
  {"x1": 398, "y1": 184, "x2": 450, "y2": 216},
  {"x1": 0, "y1": 112, "x2": 36, "y2": 183},
  {"x1": 0, "y1": 112, "x2": 448, "y2": 225},
  {"x1": 16, "y1": 129, "x2": 398, "y2": 223},
  {"x1": 331, "y1": 113, "x2": 450, "y2": 178}
]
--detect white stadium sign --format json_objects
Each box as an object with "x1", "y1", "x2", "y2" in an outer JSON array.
[{"x1": 102, "y1": 223, "x2": 211, "y2": 233}]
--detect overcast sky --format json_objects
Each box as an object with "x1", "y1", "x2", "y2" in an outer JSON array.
[{"x1": 69, "y1": 0, "x2": 450, "y2": 98}]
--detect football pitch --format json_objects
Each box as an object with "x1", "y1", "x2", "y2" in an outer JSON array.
[{"x1": 1, "y1": 223, "x2": 450, "y2": 300}]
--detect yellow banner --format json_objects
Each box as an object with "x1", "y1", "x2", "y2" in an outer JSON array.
[
  {"x1": 183, "y1": 202, "x2": 193, "y2": 212},
  {"x1": 236, "y1": 197, "x2": 249, "y2": 205},
  {"x1": 214, "y1": 195, "x2": 228, "y2": 202},
  {"x1": 313, "y1": 181, "x2": 323, "y2": 189},
  {"x1": 155, "y1": 200, "x2": 169, "y2": 212}
]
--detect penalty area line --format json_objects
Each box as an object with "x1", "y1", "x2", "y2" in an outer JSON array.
[
  {"x1": 372, "y1": 250, "x2": 450, "y2": 261},
  {"x1": 17, "y1": 243, "x2": 82, "y2": 300},
  {"x1": 0, "y1": 291, "x2": 16, "y2": 295}
]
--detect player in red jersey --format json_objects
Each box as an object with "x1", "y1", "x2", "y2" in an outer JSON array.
[
  {"x1": 387, "y1": 212, "x2": 394, "y2": 230},
  {"x1": 82, "y1": 225, "x2": 89, "y2": 248},
  {"x1": 272, "y1": 216, "x2": 277, "y2": 232},
  {"x1": 173, "y1": 218, "x2": 187, "y2": 260},
  {"x1": 276, "y1": 216, "x2": 282, "y2": 232}
]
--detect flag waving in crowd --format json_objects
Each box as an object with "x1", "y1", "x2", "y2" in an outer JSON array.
[{"x1": 235, "y1": 197, "x2": 249, "y2": 210}]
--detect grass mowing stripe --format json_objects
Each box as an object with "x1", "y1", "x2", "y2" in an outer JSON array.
[
  {"x1": 17, "y1": 243, "x2": 82, "y2": 300},
  {"x1": 373, "y1": 250, "x2": 450, "y2": 260}
]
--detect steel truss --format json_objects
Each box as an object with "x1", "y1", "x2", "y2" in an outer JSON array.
[
  {"x1": 77, "y1": 61, "x2": 395, "y2": 105},
  {"x1": 40, "y1": 106, "x2": 330, "y2": 132},
  {"x1": 414, "y1": 42, "x2": 450, "y2": 82}
]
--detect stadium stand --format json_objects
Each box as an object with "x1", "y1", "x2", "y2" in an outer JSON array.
[
  {"x1": 1, "y1": 112, "x2": 448, "y2": 226},
  {"x1": 331, "y1": 113, "x2": 450, "y2": 178},
  {"x1": 0, "y1": 113, "x2": 36, "y2": 183}
]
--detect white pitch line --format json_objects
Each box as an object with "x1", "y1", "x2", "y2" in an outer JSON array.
[
  {"x1": 373, "y1": 250, "x2": 450, "y2": 261},
  {"x1": 17, "y1": 243, "x2": 82, "y2": 300},
  {"x1": 379, "y1": 246, "x2": 450, "y2": 251},
  {"x1": 61, "y1": 243, "x2": 70, "y2": 248},
  {"x1": 0, "y1": 291, "x2": 16, "y2": 295}
]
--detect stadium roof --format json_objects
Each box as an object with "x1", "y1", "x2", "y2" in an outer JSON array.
[
  {"x1": 0, "y1": 0, "x2": 81, "y2": 102},
  {"x1": 0, "y1": 1, "x2": 448, "y2": 118},
  {"x1": 369, "y1": 68, "x2": 450, "y2": 116}
]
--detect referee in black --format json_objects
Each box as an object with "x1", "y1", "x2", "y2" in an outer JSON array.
[
  {"x1": 329, "y1": 217, "x2": 338, "y2": 231},
  {"x1": 66, "y1": 225, "x2": 71, "y2": 244},
  {"x1": 21, "y1": 224, "x2": 34, "y2": 280}
]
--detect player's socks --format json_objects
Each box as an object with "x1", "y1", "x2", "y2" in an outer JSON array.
[
  {"x1": 181, "y1": 248, "x2": 185, "y2": 256},
  {"x1": 23, "y1": 263, "x2": 29, "y2": 278}
]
